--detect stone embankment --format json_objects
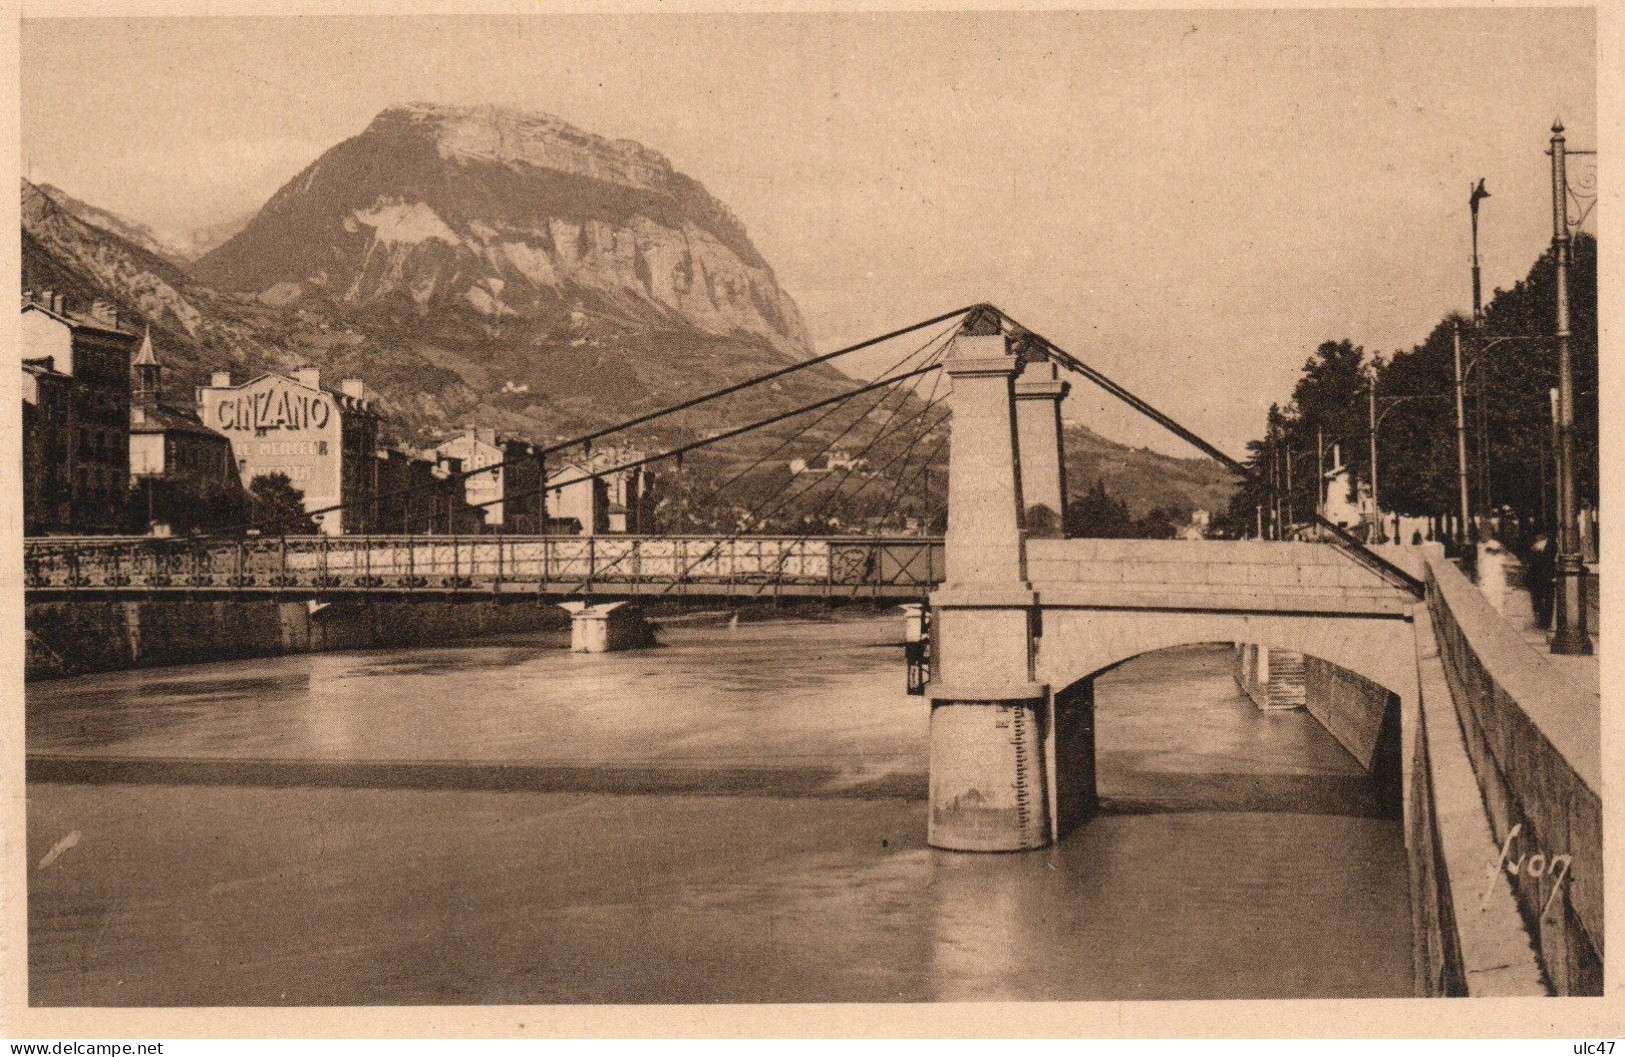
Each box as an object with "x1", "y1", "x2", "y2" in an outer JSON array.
[{"x1": 25, "y1": 598, "x2": 570, "y2": 680}]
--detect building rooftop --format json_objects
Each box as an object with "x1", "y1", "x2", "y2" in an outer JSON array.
[
  {"x1": 23, "y1": 356, "x2": 70, "y2": 379},
  {"x1": 21, "y1": 296, "x2": 139, "y2": 341},
  {"x1": 202, "y1": 368, "x2": 378, "y2": 416},
  {"x1": 131, "y1": 402, "x2": 229, "y2": 440},
  {"x1": 132, "y1": 327, "x2": 159, "y2": 366}
]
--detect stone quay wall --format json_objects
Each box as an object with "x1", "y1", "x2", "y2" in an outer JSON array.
[
  {"x1": 25, "y1": 598, "x2": 570, "y2": 680},
  {"x1": 1400, "y1": 606, "x2": 1550, "y2": 997},
  {"x1": 1302, "y1": 656, "x2": 1403, "y2": 812},
  {"x1": 1302, "y1": 658, "x2": 1393, "y2": 769}
]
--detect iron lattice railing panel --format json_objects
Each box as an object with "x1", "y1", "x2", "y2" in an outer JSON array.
[{"x1": 23, "y1": 535, "x2": 946, "y2": 597}]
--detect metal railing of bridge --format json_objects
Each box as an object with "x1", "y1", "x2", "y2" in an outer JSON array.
[
  {"x1": 28, "y1": 306, "x2": 969, "y2": 604},
  {"x1": 30, "y1": 303, "x2": 1423, "y2": 604},
  {"x1": 23, "y1": 534, "x2": 947, "y2": 600}
]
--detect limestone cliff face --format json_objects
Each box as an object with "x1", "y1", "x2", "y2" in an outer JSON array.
[{"x1": 196, "y1": 103, "x2": 809, "y2": 356}]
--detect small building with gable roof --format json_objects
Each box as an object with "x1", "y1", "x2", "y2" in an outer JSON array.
[
  {"x1": 433, "y1": 427, "x2": 547, "y2": 533},
  {"x1": 128, "y1": 328, "x2": 237, "y2": 485}
]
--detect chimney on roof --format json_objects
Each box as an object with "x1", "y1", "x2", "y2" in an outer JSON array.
[
  {"x1": 293, "y1": 366, "x2": 321, "y2": 390},
  {"x1": 39, "y1": 289, "x2": 56, "y2": 313},
  {"x1": 341, "y1": 378, "x2": 366, "y2": 401},
  {"x1": 210, "y1": 371, "x2": 232, "y2": 388}
]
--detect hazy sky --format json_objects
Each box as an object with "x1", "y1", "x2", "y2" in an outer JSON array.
[{"x1": 21, "y1": 10, "x2": 1596, "y2": 458}]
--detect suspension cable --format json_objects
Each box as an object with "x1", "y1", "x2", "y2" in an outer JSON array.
[
  {"x1": 174, "y1": 307, "x2": 977, "y2": 543},
  {"x1": 554, "y1": 326, "x2": 958, "y2": 590},
  {"x1": 649, "y1": 358, "x2": 955, "y2": 595},
  {"x1": 676, "y1": 319, "x2": 960, "y2": 524},
  {"x1": 285, "y1": 305, "x2": 978, "y2": 531},
  {"x1": 994, "y1": 308, "x2": 1424, "y2": 596},
  {"x1": 748, "y1": 369, "x2": 947, "y2": 534},
  {"x1": 794, "y1": 365, "x2": 951, "y2": 532},
  {"x1": 758, "y1": 342, "x2": 953, "y2": 532},
  {"x1": 421, "y1": 363, "x2": 945, "y2": 531}
]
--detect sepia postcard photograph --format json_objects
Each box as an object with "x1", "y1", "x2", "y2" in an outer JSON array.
[{"x1": 1, "y1": 0, "x2": 1617, "y2": 1040}]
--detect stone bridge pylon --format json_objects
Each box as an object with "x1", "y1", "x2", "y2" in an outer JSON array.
[{"x1": 927, "y1": 316, "x2": 1422, "y2": 852}]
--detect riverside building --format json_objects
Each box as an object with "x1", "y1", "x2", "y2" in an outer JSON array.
[
  {"x1": 128, "y1": 329, "x2": 237, "y2": 486},
  {"x1": 371, "y1": 446, "x2": 486, "y2": 535},
  {"x1": 196, "y1": 366, "x2": 380, "y2": 535},
  {"x1": 21, "y1": 357, "x2": 74, "y2": 535},
  {"x1": 433, "y1": 428, "x2": 547, "y2": 533},
  {"x1": 21, "y1": 293, "x2": 139, "y2": 534},
  {"x1": 547, "y1": 444, "x2": 649, "y2": 536}
]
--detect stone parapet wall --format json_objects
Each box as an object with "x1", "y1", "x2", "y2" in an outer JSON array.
[
  {"x1": 1425, "y1": 555, "x2": 1602, "y2": 995},
  {"x1": 1405, "y1": 612, "x2": 1546, "y2": 996},
  {"x1": 1404, "y1": 640, "x2": 1464, "y2": 996}
]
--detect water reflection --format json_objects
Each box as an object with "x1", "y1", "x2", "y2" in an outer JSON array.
[{"x1": 28, "y1": 618, "x2": 927, "y2": 781}]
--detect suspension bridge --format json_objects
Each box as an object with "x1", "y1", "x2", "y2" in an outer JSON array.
[
  {"x1": 22, "y1": 303, "x2": 1601, "y2": 995},
  {"x1": 24, "y1": 304, "x2": 1410, "y2": 604},
  {"x1": 26, "y1": 307, "x2": 974, "y2": 603}
]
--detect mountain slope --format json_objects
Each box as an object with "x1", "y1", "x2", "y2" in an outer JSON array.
[
  {"x1": 24, "y1": 179, "x2": 207, "y2": 341},
  {"x1": 178, "y1": 208, "x2": 255, "y2": 260},
  {"x1": 196, "y1": 103, "x2": 808, "y2": 357},
  {"x1": 1064, "y1": 422, "x2": 1238, "y2": 519},
  {"x1": 33, "y1": 182, "x2": 195, "y2": 270}
]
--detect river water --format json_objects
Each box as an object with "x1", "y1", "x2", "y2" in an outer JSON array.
[{"x1": 26, "y1": 614, "x2": 1411, "y2": 1004}]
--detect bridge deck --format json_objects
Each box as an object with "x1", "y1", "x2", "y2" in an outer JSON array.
[
  {"x1": 1026, "y1": 538, "x2": 1420, "y2": 617},
  {"x1": 25, "y1": 535, "x2": 1422, "y2": 615},
  {"x1": 23, "y1": 534, "x2": 946, "y2": 602}
]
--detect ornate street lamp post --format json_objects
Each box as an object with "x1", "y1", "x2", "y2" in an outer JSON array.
[
  {"x1": 1548, "y1": 120, "x2": 1593, "y2": 656},
  {"x1": 1469, "y1": 179, "x2": 1492, "y2": 527},
  {"x1": 1452, "y1": 321, "x2": 1473, "y2": 548},
  {"x1": 1470, "y1": 178, "x2": 1490, "y2": 320},
  {"x1": 1367, "y1": 369, "x2": 1382, "y2": 542}
]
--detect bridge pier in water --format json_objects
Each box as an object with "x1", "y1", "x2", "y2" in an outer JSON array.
[
  {"x1": 557, "y1": 600, "x2": 655, "y2": 653},
  {"x1": 923, "y1": 314, "x2": 1425, "y2": 855}
]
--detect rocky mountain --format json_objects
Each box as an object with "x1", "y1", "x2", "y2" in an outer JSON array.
[
  {"x1": 22, "y1": 98, "x2": 840, "y2": 453},
  {"x1": 176, "y1": 209, "x2": 255, "y2": 261},
  {"x1": 21, "y1": 102, "x2": 1235, "y2": 525},
  {"x1": 195, "y1": 103, "x2": 808, "y2": 357},
  {"x1": 24, "y1": 180, "x2": 207, "y2": 340}
]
